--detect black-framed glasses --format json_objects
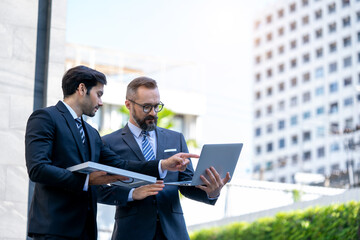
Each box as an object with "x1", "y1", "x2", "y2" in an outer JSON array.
[{"x1": 128, "y1": 99, "x2": 164, "y2": 113}]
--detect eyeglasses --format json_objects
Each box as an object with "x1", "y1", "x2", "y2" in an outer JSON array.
[{"x1": 128, "y1": 99, "x2": 164, "y2": 113}]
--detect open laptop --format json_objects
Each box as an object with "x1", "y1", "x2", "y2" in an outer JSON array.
[{"x1": 165, "y1": 143, "x2": 243, "y2": 186}]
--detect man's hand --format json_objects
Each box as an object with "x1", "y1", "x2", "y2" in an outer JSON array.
[
  {"x1": 132, "y1": 180, "x2": 165, "y2": 200},
  {"x1": 89, "y1": 171, "x2": 129, "y2": 185},
  {"x1": 196, "y1": 167, "x2": 231, "y2": 198},
  {"x1": 161, "y1": 153, "x2": 199, "y2": 172}
]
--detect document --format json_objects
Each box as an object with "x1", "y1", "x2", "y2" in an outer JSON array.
[{"x1": 67, "y1": 161, "x2": 157, "y2": 188}]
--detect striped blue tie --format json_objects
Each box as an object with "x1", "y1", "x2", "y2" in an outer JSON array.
[
  {"x1": 141, "y1": 131, "x2": 155, "y2": 161},
  {"x1": 75, "y1": 118, "x2": 85, "y2": 144}
]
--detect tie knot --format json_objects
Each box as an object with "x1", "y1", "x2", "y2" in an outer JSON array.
[
  {"x1": 75, "y1": 118, "x2": 82, "y2": 124},
  {"x1": 141, "y1": 130, "x2": 149, "y2": 136}
]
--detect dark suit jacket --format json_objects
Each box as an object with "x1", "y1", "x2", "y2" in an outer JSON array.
[
  {"x1": 97, "y1": 124, "x2": 216, "y2": 240},
  {"x1": 25, "y1": 101, "x2": 159, "y2": 238}
]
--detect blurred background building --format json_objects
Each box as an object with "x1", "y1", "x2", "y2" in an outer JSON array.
[{"x1": 252, "y1": 0, "x2": 360, "y2": 188}]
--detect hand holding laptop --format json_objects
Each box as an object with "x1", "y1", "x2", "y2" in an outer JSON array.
[
  {"x1": 161, "y1": 153, "x2": 200, "y2": 172},
  {"x1": 89, "y1": 171, "x2": 129, "y2": 185},
  {"x1": 196, "y1": 166, "x2": 231, "y2": 198}
]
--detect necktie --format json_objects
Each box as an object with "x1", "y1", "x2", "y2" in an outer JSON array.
[
  {"x1": 75, "y1": 118, "x2": 85, "y2": 144},
  {"x1": 141, "y1": 130, "x2": 155, "y2": 161}
]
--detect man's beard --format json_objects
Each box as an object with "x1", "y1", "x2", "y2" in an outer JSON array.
[{"x1": 133, "y1": 113, "x2": 158, "y2": 131}]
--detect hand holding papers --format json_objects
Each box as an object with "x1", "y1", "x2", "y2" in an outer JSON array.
[{"x1": 67, "y1": 162, "x2": 156, "y2": 188}]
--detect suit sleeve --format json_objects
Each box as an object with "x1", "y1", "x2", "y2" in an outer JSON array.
[
  {"x1": 178, "y1": 133, "x2": 217, "y2": 205},
  {"x1": 25, "y1": 109, "x2": 87, "y2": 192}
]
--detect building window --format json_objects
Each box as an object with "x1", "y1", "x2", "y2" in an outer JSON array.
[
  {"x1": 303, "y1": 151, "x2": 311, "y2": 161},
  {"x1": 291, "y1": 154, "x2": 298, "y2": 165},
  {"x1": 255, "y1": 56, "x2": 261, "y2": 64},
  {"x1": 255, "y1": 146, "x2": 261, "y2": 155},
  {"x1": 329, "y1": 42, "x2": 337, "y2": 53},
  {"x1": 302, "y1": 15, "x2": 309, "y2": 25},
  {"x1": 290, "y1": 3, "x2": 296, "y2": 12},
  {"x1": 329, "y1": 82, "x2": 338, "y2": 93},
  {"x1": 278, "y1": 45, "x2": 285, "y2": 54},
  {"x1": 329, "y1": 102, "x2": 339, "y2": 114},
  {"x1": 344, "y1": 77, "x2": 352, "y2": 87},
  {"x1": 279, "y1": 138, "x2": 285, "y2": 149},
  {"x1": 342, "y1": 0, "x2": 350, "y2": 7},
  {"x1": 303, "y1": 111, "x2": 311, "y2": 120},
  {"x1": 255, "y1": 91, "x2": 261, "y2": 100},
  {"x1": 278, "y1": 120, "x2": 285, "y2": 130},
  {"x1": 358, "y1": 52, "x2": 360, "y2": 63},
  {"x1": 266, "y1": 124, "x2": 273, "y2": 133},
  {"x1": 290, "y1": 115, "x2": 298, "y2": 126},
  {"x1": 329, "y1": 62, "x2": 337, "y2": 73},
  {"x1": 357, "y1": 11, "x2": 360, "y2": 22},
  {"x1": 278, "y1": 100, "x2": 285, "y2": 111},
  {"x1": 290, "y1": 40, "x2": 297, "y2": 49},
  {"x1": 266, "y1": 32, "x2": 272, "y2": 41},
  {"x1": 291, "y1": 77, "x2": 297, "y2": 87},
  {"x1": 253, "y1": 164, "x2": 261, "y2": 172},
  {"x1": 343, "y1": 36, "x2": 351, "y2": 47},
  {"x1": 330, "y1": 142, "x2": 340, "y2": 152},
  {"x1": 317, "y1": 126, "x2": 325, "y2": 137},
  {"x1": 291, "y1": 135, "x2": 298, "y2": 145},
  {"x1": 255, "y1": 109, "x2": 261, "y2": 118},
  {"x1": 315, "y1": 86, "x2": 324, "y2": 96},
  {"x1": 316, "y1": 48, "x2": 323, "y2": 58},
  {"x1": 345, "y1": 118, "x2": 353, "y2": 129},
  {"x1": 343, "y1": 16, "x2": 351, "y2": 27},
  {"x1": 315, "y1": 9, "x2": 322, "y2": 19},
  {"x1": 266, "y1": 50, "x2": 272, "y2": 59},
  {"x1": 302, "y1": 0, "x2": 308, "y2": 6},
  {"x1": 255, "y1": 38, "x2": 261, "y2": 47},
  {"x1": 254, "y1": 21, "x2": 261, "y2": 30},
  {"x1": 317, "y1": 167, "x2": 325, "y2": 174},
  {"x1": 278, "y1": 27, "x2": 284, "y2": 36},
  {"x1": 317, "y1": 147, "x2": 325, "y2": 158},
  {"x1": 290, "y1": 21, "x2": 297, "y2": 31},
  {"x1": 290, "y1": 96, "x2": 297, "y2": 106},
  {"x1": 316, "y1": 106, "x2": 325, "y2": 115},
  {"x1": 290, "y1": 58, "x2": 297, "y2": 68},
  {"x1": 267, "y1": 87, "x2": 273, "y2": 96},
  {"x1": 358, "y1": 32, "x2": 360, "y2": 42},
  {"x1": 315, "y1": 28, "x2": 323, "y2": 38},
  {"x1": 278, "y1": 82, "x2": 285, "y2": 92},
  {"x1": 303, "y1": 72, "x2": 310, "y2": 82},
  {"x1": 266, "y1": 161, "x2": 273, "y2": 170},
  {"x1": 303, "y1": 92, "x2": 311, "y2": 102},
  {"x1": 315, "y1": 67, "x2": 324, "y2": 78},
  {"x1": 266, "y1": 15, "x2": 272, "y2": 24},
  {"x1": 267, "y1": 68, "x2": 272, "y2": 78},
  {"x1": 278, "y1": 64, "x2": 285, "y2": 73},
  {"x1": 330, "y1": 122, "x2": 339, "y2": 134},
  {"x1": 344, "y1": 97, "x2": 353, "y2": 107},
  {"x1": 302, "y1": 53, "x2": 310, "y2": 64},
  {"x1": 255, "y1": 73, "x2": 261, "y2": 82},
  {"x1": 266, "y1": 105, "x2": 273, "y2": 115},
  {"x1": 267, "y1": 142, "x2": 273, "y2": 152},
  {"x1": 328, "y1": 3, "x2": 336, "y2": 13},
  {"x1": 255, "y1": 127, "x2": 261, "y2": 137},
  {"x1": 328, "y1": 22, "x2": 336, "y2": 33},
  {"x1": 343, "y1": 56, "x2": 352, "y2": 68},
  {"x1": 302, "y1": 34, "x2": 310, "y2": 44},
  {"x1": 278, "y1": 9, "x2": 284, "y2": 18}
]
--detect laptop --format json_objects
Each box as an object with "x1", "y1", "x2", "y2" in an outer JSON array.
[{"x1": 165, "y1": 143, "x2": 243, "y2": 186}]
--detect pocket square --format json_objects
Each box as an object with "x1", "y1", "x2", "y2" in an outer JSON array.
[{"x1": 164, "y1": 148, "x2": 177, "y2": 152}]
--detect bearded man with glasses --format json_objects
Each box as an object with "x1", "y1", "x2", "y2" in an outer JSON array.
[{"x1": 97, "y1": 77, "x2": 229, "y2": 240}]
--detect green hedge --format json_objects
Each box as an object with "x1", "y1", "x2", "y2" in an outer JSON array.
[{"x1": 190, "y1": 201, "x2": 360, "y2": 240}]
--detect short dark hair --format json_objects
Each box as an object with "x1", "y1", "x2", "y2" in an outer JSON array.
[
  {"x1": 126, "y1": 76, "x2": 158, "y2": 100},
  {"x1": 62, "y1": 65, "x2": 107, "y2": 98}
]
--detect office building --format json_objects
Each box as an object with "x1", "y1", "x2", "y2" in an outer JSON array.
[{"x1": 252, "y1": 0, "x2": 360, "y2": 186}]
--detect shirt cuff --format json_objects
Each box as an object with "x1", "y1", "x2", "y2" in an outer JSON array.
[
  {"x1": 158, "y1": 160, "x2": 168, "y2": 179},
  {"x1": 83, "y1": 174, "x2": 89, "y2": 191},
  {"x1": 128, "y1": 188, "x2": 135, "y2": 202}
]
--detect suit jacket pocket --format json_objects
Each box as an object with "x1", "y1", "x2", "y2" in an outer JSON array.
[
  {"x1": 171, "y1": 202, "x2": 183, "y2": 214},
  {"x1": 115, "y1": 205, "x2": 138, "y2": 219}
]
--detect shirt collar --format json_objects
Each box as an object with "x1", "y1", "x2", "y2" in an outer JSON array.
[
  {"x1": 127, "y1": 121, "x2": 156, "y2": 138},
  {"x1": 62, "y1": 100, "x2": 79, "y2": 119}
]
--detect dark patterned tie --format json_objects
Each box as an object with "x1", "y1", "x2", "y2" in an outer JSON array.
[
  {"x1": 141, "y1": 130, "x2": 155, "y2": 161},
  {"x1": 75, "y1": 118, "x2": 85, "y2": 144}
]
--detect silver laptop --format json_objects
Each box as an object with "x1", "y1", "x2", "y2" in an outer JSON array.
[{"x1": 165, "y1": 143, "x2": 243, "y2": 186}]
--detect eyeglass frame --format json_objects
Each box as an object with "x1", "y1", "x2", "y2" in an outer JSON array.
[{"x1": 128, "y1": 99, "x2": 164, "y2": 113}]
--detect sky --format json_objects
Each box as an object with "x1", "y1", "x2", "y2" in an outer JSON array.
[{"x1": 66, "y1": 0, "x2": 277, "y2": 177}]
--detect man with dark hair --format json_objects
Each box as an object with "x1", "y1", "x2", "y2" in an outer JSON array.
[
  {"x1": 97, "y1": 76, "x2": 230, "y2": 240},
  {"x1": 25, "y1": 66, "x2": 196, "y2": 240}
]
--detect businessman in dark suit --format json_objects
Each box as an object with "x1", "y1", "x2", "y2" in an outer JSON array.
[
  {"x1": 97, "y1": 77, "x2": 230, "y2": 240},
  {"x1": 25, "y1": 66, "x2": 197, "y2": 240}
]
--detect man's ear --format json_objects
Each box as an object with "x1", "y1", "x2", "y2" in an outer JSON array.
[
  {"x1": 78, "y1": 83, "x2": 87, "y2": 96},
  {"x1": 125, "y1": 100, "x2": 131, "y2": 110}
]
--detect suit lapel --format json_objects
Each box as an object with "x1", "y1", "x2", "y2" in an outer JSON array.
[
  {"x1": 56, "y1": 101, "x2": 87, "y2": 163},
  {"x1": 122, "y1": 124, "x2": 146, "y2": 161},
  {"x1": 155, "y1": 127, "x2": 166, "y2": 160}
]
